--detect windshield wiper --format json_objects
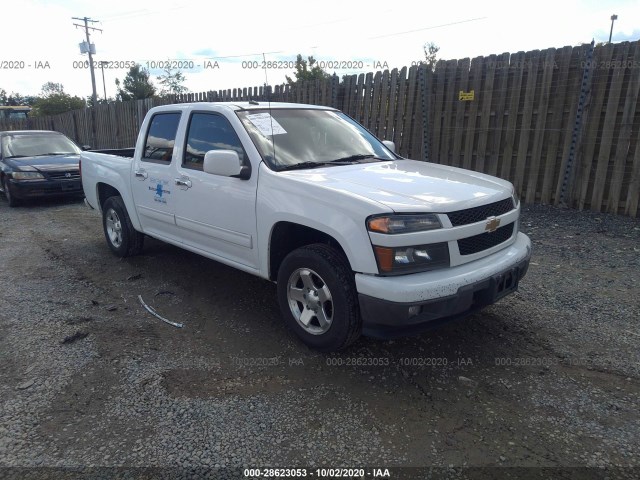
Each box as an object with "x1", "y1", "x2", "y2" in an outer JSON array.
[
  {"x1": 325, "y1": 154, "x2": 393, "y2": 164},
  {"x1": 329, "y1": 154, "x2": 377, "y2": 163},
  {"x1": 5, "y1": 155, "x2": 27, "y2": 159},
  {"x1": 277, "y1": 155, "x2": 389, "y2": 171},
  {"x1": 278, "y1": 161, "x2": 338, "y2": 171}
]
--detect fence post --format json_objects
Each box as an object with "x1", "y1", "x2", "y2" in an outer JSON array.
[
  {"x1": 72, "y1": 110, "x2": 80, "y2": 146},
  {"x1": 560, "y1": 40, "x2": 595, "y2": 205},
  {"x1": 419, "y1": 64, "x2": 431, "y2": 162},
  {"x1": 331, "y1": 74, "x2": 339, "y2": 109}
]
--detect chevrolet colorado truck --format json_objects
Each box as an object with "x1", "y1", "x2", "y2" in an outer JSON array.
[{"x1": 81, "y1": 102, "x2": 531, "y2": 350}]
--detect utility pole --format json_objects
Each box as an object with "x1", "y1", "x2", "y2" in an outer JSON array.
[
  {"x1": 72, "y1": 17, "x2": 102, "y2": 106},
  {"x1": 608, "y1": 14, "x2": 618, "y2": 43},
  {"x1": 100, "y1": 61, "x2": 107, "y2": 102}
]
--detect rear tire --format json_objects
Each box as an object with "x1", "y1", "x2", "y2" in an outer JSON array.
[
  {"x1": 102, "y1": 196, "x2": 144, "y2": 257},
  {"x1": 277, "y1": 243, "x2": 361, "y2": 351},
  {"x1": 3, "y1": 176, "x2": 19, "y2": 207}
]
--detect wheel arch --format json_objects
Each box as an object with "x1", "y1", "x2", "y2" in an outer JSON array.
[
  {"x1": 95, "y1": 181, "x2": 142, "y2": 231},
  {"x1": 96, "y1": 182, "x2": 121, "y2": 210},
  {"x1": 268, "y1": 221, "x2": 350, "y2": 281}
]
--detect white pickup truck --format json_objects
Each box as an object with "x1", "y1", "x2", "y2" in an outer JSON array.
[{"x1": 81, "y1": 102, "x2": 531, "y2": 350}]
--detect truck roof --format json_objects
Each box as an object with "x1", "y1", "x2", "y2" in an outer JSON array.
[{"x1": 151, "y1": 101, "x2": 337, "y2": 113}]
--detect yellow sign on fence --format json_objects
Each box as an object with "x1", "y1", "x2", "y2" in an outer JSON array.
[{"x1": 459, "y1": 90, "x2": 475, "y2": 101}]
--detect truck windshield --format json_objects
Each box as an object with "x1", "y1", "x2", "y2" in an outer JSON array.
[{"x1": 236, "y1": 108, "x2": 396, "y2": 171}]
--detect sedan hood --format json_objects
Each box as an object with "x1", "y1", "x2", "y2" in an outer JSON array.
[
  {"x1": 8, "y1": 154, "x2": 80, "y2": 172},
  {"x1": 282, "y1": 159, "x2": 514, "y2": 212}
]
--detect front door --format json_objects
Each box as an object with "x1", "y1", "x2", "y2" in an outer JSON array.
[{"x1": 173, "y1": 111, "x2": 258, "y2": 270}]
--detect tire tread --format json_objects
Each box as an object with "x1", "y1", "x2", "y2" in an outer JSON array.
[
  {"x1": 278, "y1": 243, "x2": 361, "y2": 351},
  {"x1": 103, "y1": 196, "x2": 144, "y2": 257},
  {"x1": 3, "y1": 177, "x2": 19, "y2": 207}
]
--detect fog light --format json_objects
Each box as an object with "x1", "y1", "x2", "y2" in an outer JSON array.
[
  {"x1": 373, "y1": 242, "x2": 450, "y2": 275},
  {"x1": 413, "y1": 248, "x2": 431, "y2": 260},
  {"x1": 395, "y1": 250, "x2": 411, "y2": 264},
  {"x1": 408, "y1": 305, "x2": 422, "y2": 317}
]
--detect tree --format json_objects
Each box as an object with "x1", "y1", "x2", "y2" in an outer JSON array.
[
  {"x1": 422, "y1": 42, "x2": 440, "y2": 71},
  {"x1": 30, "y1": 83, "x2": 85, "y2": 116},
  {"x1": 86, "y1": 96, "x2": 114, "y2": 108},
  {"x1": 157, "y1": 62, "x2": 188, "y2": 96},
  {"x1": 116, "y1": 64, "x2": 156, "y2": 101},
  {"x1": 9, "y1": 92, "x2": 37, "y2": 106},
  {"x1": 41, "y1": 82, "x2": 65, "y2": 97},
  {"x1": 0, "y1": 88, "x2": 37, "y2": 106},
  {"x1": 285, "y1": 55, "x2": 330, "y2": 85},
  {"x1": 581, "y1": 41, "x2": 605, "y2": 47}
]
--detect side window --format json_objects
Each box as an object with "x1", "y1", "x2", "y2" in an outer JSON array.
[
  {"x1": 183, "y1": 113, "x2": 246, "y2": 171},
  {"x1": 143, "y1": 113, "x2": 181, "y2": 164}
]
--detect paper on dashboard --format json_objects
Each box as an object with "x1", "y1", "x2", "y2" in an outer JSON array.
[{"x1": 246, "y1": 113, "x2": 287, "y2": 136}]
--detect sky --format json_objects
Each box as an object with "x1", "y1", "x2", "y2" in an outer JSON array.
[{"x1": 2, "y1": 0, "x2": 639, "y2": 100}]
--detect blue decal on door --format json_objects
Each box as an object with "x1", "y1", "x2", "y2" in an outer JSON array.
[{"x1": 148, "y1": 178, "x2": 171, "y2": 204}]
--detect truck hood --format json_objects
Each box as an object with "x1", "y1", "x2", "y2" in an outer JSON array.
[{"x1": 282, "y1": 159, "x2": 514, "y2": 212}]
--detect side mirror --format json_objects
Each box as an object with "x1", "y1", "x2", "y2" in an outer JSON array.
[
  {"x1": 203, "y1": 150, "x2": 250, "y2": 179},
  {"x1": 382, "y1": 140, "x2": 396, "y2": 153},
  {"x1": 81, "y1": 145, "x2": 92, "y2": 151}
]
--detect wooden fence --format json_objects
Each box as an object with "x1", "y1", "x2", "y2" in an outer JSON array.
[{"x1": 2, "y1": 40, "x2": 639, "y2": 217}]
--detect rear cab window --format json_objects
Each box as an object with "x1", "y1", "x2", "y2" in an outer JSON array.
[{"x1": 143, "y1": 113, "x2": 181, "y2": 164}]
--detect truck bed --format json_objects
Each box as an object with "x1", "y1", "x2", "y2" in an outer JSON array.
[{"x1": 90, "y1": 148, "x2": 135, "y2": 157}]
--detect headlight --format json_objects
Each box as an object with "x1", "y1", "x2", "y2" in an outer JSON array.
[
  {"x1": 12, "y1": 172, "x2": 45, "y2": 180},
  {"x1": 367, "y1": 214, "x2": 441, "y2": 234},
  {"x1": 373, "y1": 242, "x2": 450, "y2": 275},
  {"x1": 511, "y1": 188, "x2": 520, "y2": 208}
]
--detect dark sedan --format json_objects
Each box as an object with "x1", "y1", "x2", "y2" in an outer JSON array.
[{"x1": 0, "y1": 130, "x2": 84, "y2": 207}]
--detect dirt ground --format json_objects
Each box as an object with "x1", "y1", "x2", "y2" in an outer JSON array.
[{"x1": 0, "y1": 196, "x2": 638, "y2": 479}]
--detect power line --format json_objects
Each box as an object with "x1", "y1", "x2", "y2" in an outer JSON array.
[
  {"x1": 100, "y1": 5, "x2": 188, "y2": 23},
  {"x1": 72, "y1": 16, "x2": 102, "y2": 106},
  {"x1": 369, "y1": 17, "x2": 488, "y2": 40}
]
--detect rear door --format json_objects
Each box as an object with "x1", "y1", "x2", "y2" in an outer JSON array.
[
  {"x1": 173, "y1": 111, "x2": 259, "y2": 270},
  {"x1": 130, "y1": 111, "x2": 183, "y2": 243}
]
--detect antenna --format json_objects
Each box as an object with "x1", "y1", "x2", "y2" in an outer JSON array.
[{"x1": 262, "y1": 53, "x2": 277, "y2": 166}]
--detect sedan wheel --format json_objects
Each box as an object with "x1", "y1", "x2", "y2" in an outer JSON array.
[{"x1": 3, "y1": 176, "x2": 18, "y2": 207}]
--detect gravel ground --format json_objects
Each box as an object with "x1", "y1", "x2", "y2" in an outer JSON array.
[{"x1": 0, "y1": 196, "x2": 638, "y2": 479}]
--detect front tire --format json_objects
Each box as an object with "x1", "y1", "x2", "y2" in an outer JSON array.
[
  {"x1": 3, "y1": 176, "x2": 19, "y2": 207},
  {"x1": 102, "y1": 196, "x2": 144, "y2": 257},
  {"x1": 277, "y1": 244, "x2": 361, "y2": 351}
]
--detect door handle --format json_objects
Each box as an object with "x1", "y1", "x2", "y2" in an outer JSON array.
[
  {"x1": 175, "y1": 177, "x2": 192, "y2": 189},
  {"x1": 134, "y1": 169, "x2": 148, "y2": 179}
]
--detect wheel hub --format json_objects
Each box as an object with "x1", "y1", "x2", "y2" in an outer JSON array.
[
  {"x1": 287, "y1": 268, "x2": 333, "y2": 335},
  {"x1": 105, "y1": 208, "x2": 123, "y2": 248},
  {"x1": 303, "y1": 289, "x2": 320, "y2": 311}
]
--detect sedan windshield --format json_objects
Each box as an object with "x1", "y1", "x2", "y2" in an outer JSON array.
[
  {"x1": 2, "y1": 133, "x2": 81, "y2": 159},
  {"x1": 236, "y1": 109, "x2": 396, "y2": 170}
]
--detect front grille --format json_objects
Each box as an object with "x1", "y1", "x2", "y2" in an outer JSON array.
[
  {"x1": 458, "y1": 223, "x2": 514, "y2": 255},
  {"x1": 448, "y1": 198, "x2": 514, "y2": 227},
  {"x1": 47, "y1": 171, "x2": 80, "y2": 180}
]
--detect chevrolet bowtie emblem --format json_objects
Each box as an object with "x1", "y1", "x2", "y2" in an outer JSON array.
[{"x1": 485, "y1": 216, "x2": 501, "y2": 232}]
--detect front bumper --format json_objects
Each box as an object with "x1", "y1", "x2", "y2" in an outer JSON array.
[
  {"x1": 356, "y1": 232, "x2": 531, "y2": 338},
  {"x1": 8, "y1": 178, "x2": 83, "y2": 199}
]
